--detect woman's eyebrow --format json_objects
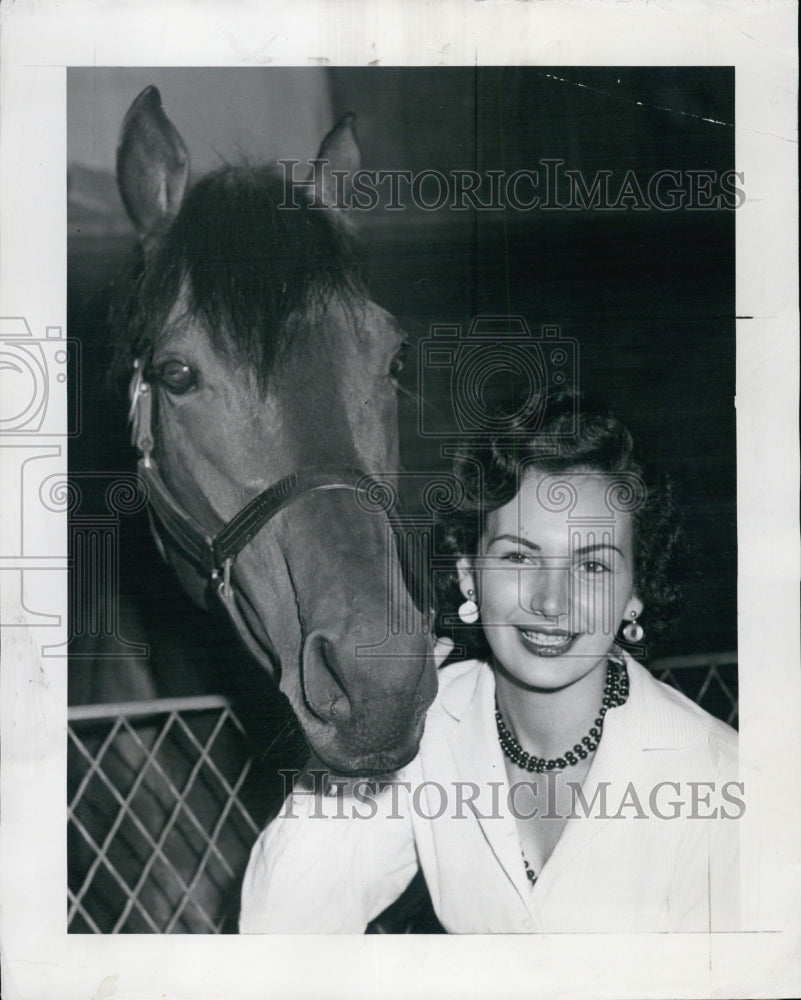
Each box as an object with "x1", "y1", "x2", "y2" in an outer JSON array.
[
  {"x1": 571, "y1": 542, "x2": 626, "y2": 559},
  {"x1": 486, "y1": 534, "x2": 541, "y2": 550}
]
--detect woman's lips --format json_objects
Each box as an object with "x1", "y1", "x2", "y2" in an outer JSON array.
[{"x1": 517, "y1": 626, "x2": 579, "y2": 657}]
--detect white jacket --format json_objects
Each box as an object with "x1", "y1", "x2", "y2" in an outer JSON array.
[{"x1": 241, "y1": 654, "x2": 740, "y2": 934}]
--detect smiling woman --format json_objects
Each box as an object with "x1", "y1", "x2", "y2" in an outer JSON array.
[{"x1": 240, "y1": 392, "x2": 739, "y2": 933}]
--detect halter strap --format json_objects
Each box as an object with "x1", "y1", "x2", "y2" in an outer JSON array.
[
  {"x1": 138, "y1": 457, "x2": 379, "y2": 579},
  {"x1": 136, "y1": 458, "x2": 215, "y2": 574},
  {"x1": 213, "y1": 467, "x2": 372, "y2": 566}
]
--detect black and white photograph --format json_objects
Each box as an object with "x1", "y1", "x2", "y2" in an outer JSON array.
[
  {"x1": 0, "y1": 3, "x2": 798, "y2": 999},
  {"x1": 65, "y1": 63, "x2": 740, "y2": 934}
]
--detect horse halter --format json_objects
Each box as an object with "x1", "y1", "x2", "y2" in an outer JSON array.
[{"x1": 128, "y1": 358, "x2": 396, "y2": 671}]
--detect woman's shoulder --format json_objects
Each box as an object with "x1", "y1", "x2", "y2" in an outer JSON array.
[
  {"x1": 625, "y1": 652, "x2": 738, "y2": 764},
  {"x1": 429, "y1": 657, "x2": 492, "y2": 718},
  {"x1": 398, "y1": 658, "x2": 492, "y2": 779}
]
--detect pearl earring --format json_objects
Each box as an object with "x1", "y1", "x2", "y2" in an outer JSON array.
[
  {"x1": 458, "y1": 589, "x2": 479, "y2": 625},
  {"x1": 622, "y1": 609, "x2": 644, "y2": 643}
]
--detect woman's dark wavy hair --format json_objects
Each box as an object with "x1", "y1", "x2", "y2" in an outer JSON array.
[{"x1": 434, "y1": 391, "x2": 687, "y2": 662}]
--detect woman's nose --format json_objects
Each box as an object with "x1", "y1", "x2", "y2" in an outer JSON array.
[{"x1": 525, "y1": 568, "x2": 568, "y2": 619}]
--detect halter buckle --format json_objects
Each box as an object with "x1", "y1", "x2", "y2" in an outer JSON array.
[
  {"x1": 129, "y1": 359, "x2": 154, "y2": 465},
  {"x1": 210, "y1": 557, "x2": 234, "y2": 599},
  {"x1": 222, "y1": 557, "x2": 232, "y2": 598}
]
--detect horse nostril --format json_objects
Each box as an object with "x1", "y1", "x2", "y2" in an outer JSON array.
[{"x1": 301, "y1": 633, "x2": 352, "y2": 724}]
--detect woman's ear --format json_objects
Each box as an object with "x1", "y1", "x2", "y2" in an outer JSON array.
[
  {"x1": 456, "y1": 556, "x2": 476, "y2": 600},
  {"x1": 624, "y1": 595, "x2": 644, "y2": 622}
]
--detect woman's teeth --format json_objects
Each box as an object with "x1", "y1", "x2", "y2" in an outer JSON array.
[
  {"x1": 519, "y1": 628, "x2": 578, "y2": 655},
  {"x1": 521, "y1": 630, "x2": 570, "y2": 645}
]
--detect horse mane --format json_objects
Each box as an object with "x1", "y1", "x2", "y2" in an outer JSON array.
[{"x1": 110, "y1": 165, "x2": 365, "y2": 387}]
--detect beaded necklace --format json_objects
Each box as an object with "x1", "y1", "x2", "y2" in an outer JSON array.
[
  {"x1": 495, "y1": 659, "x2": 629, "y2": 773},
  {"x1": 496, "y1": 658, "x2": 630, "y2": 888}
]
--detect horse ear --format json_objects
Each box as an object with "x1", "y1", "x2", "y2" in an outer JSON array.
[
  {"x1": 315, "y1": 112, "x2": 360, "y2": 210},
  {"x1": 116, "y1": 86, "x2": 189, "y2": 245}
]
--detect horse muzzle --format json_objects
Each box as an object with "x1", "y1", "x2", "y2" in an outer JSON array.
[{"x1": 293, "y1": 627, "x2": 437, "y2": 776}]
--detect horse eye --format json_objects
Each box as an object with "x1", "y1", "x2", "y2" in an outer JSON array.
[
  {"x1": 389, "y1": 342, "x2": 410, "y2": 380},
  {"x1": 157, "y1": 360, "x2": 196, "y2": 394}
]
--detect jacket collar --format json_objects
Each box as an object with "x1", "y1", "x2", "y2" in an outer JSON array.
[{"x1": 439, "y1": 651, "x2": 717, "y2": 748}]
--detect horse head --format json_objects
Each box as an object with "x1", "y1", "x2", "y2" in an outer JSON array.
[{"x1": 115, "y1": 86, "x2": 436, "y2": 775}]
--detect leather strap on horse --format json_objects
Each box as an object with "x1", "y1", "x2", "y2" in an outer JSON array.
[
  {"x1": 212, "y1": 467, "x2": 376, "y2": 567},
  {"x1": 137, "y1": 458, "x2": 380, "y2": 580},
  {"x1": 137, "y1": 458, "x2": 217, "y2": 575}
]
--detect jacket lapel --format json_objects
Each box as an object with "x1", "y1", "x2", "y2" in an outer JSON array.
[
  {"x1": 534, "y1": 684, "x2": 644, "y2": 888},
  {"x1": 439, "y1": 663, "x2": 533, "y2": 903},
  {"x1": 533, "y1": 654, "x2": 686, "y2": 888}
]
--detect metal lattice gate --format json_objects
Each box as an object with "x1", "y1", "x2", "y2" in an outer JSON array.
[
  {"x1": 649, "y1": 651, "x2": 738, "y2": 729},
  {"x1": 68, "y1": 695, "x2": 260, "y2": 933},
  {"x1": 67, "y1": 653, "x2": 737, "y2": 933}
]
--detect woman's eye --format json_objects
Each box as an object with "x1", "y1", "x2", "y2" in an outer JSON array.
[
  {"x1": 157, "y1": 360, "x2": 196, "y2": 394},
  {"x1": 389, "y1": 342, "x2": 410, "y2": 380},
  {"x1": 578, "y1": 560, "x2": 609, "y2": 576},
  {"x1": 503, "y1": 552, "x2": 529, "y2": 564}
]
